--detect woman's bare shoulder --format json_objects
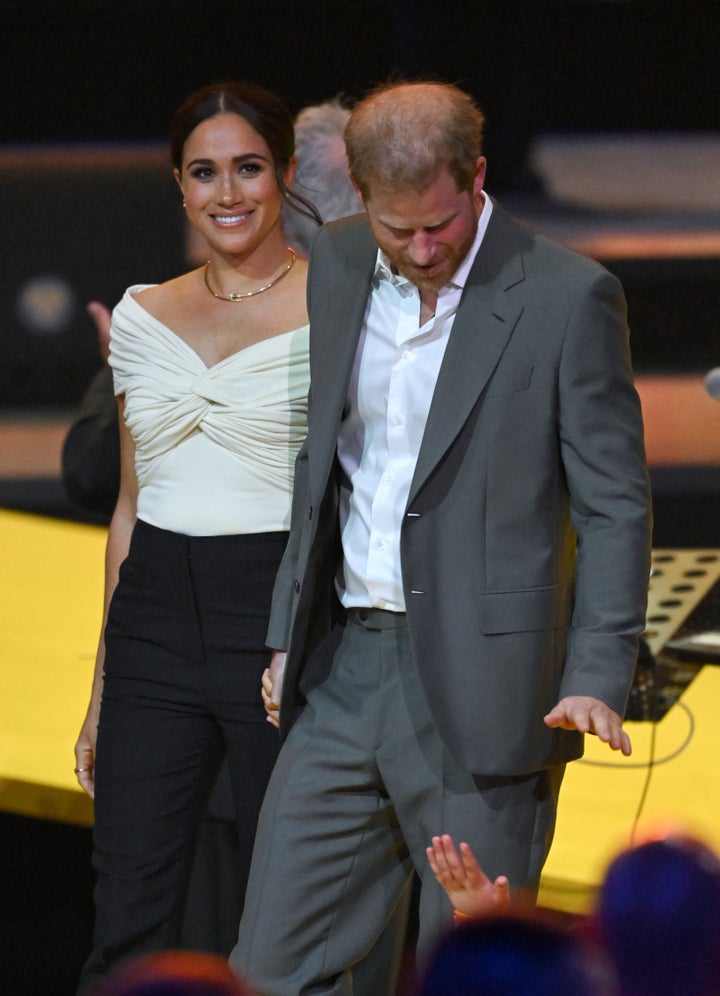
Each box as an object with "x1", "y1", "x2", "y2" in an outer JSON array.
[{"x1": 131, "y1": 270, "x2": 200, "y2": 322}]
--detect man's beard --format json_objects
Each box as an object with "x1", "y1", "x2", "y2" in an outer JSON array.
[{"x1": 386, "y1": 232, "x2": 475, "y2": 294}]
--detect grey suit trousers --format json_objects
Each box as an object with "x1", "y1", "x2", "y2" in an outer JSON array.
[{"x1": 231, "y1": 610, "x2": 564, "y2": 995}]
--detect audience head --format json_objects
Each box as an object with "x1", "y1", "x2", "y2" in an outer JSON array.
[
  {"x1": 344, "y1": 80, "x2": 485, "y2": 201},
  {"x1": 596, "y1": 831, "x2": 720, "y2": 996},
  {"x1": 93, "y1": 950, "x2": 253, "y2": 995},
  {"x1": 416, "y1": 915, "x2": 598, "y2": 996},
  {"x1": 282, "y1": 97, "x2": 362, "y2": 255},
  {"x1": 170, "y1": 80, "x2": 321, "y2": 227}
]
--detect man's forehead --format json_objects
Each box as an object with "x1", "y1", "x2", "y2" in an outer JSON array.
[{"x1": 365, "y1": 170, "x2": 466, "y2": 227}]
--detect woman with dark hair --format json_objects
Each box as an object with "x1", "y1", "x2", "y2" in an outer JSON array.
[
  {"x1": 74, "y1": 80, "x2": 320, "y2": 993},
  {"x1": 168, "y1": 81, "x2": 320, "y2": 227}
]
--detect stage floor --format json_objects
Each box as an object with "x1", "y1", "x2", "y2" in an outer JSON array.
[{"x1": 3, "y1": 508, "x2": 720, "y2": 914}]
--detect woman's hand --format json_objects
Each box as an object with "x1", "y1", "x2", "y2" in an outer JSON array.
[
  {"x1": 262, "y1": 651, "x2": 286, "y2": 729},
  {"x1": 74, "y1": 695, "x2": 101, "y2": 798}
]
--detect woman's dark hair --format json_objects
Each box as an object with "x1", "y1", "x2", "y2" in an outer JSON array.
[{"x1": 171, "y1": 80, "x2": 322, "y2": 227}]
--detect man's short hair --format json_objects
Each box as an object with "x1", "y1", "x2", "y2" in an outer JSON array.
[{"x1": 344, "y1": 81, "x2": 485, "y2": 200}]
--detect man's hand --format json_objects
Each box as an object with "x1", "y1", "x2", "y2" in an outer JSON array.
[
  {"x1": 544, "y1": 695, "x2": 632, "y2": 756},
  {"x1": 262, "y1": 651, "x2": 286, "y2": 729},
  {"x1": 426, "y1": 834, "x2": 510, "y2": 918}
]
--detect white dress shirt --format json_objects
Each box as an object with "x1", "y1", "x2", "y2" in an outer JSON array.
[{"x1": 337, "y1": 195, "x2": 494, "y2": 610}]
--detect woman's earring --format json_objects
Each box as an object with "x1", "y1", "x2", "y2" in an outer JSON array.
[{"x1": 182, "y1": 198, "x2": 187, "y2": 208}]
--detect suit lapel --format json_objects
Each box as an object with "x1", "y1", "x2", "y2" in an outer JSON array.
[
  {"x1": 408, "y1": 206, "x2": 528, "y2": 505},
  {"x1": 307, "y1": 219, "x2": 377, "y2": 495},
  {"x1": 306, "y1": 209, "x2": 532, "y2": 507}
]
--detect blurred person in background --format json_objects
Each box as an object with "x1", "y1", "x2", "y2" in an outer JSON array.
[{"x1": 595, "y1": 831, "x2": 720, "y2": 996}]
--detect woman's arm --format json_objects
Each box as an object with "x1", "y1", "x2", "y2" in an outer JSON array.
[{"x1": 74, "y1": 396, "x2": 138, "y2": 798}]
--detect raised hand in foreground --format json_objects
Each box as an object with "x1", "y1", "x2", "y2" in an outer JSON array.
[{"x1": 427, "y1": 834, "x2": 510, "y2": 921}]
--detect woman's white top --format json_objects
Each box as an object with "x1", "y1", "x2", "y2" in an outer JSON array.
[{"x1": 109, "y1": 285, "x2": 309, "y2": 537}]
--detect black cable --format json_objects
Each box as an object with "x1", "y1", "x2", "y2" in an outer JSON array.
[
  {"x1": 577, "y1": 700, "x2": 695, "y2": 770},
  {"x1": 629, "y1": 718, "x2": 657, "y2": 844}
]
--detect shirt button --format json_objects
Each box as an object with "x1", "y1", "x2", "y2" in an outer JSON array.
[
  {"x1": 376, "y1": 539, "x2": 386, "y2": 549},
  {"x1": 392, "y1": 415, "x2": 403, "y2": 426}
]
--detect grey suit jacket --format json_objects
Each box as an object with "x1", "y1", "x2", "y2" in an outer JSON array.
[{"x1": 267, "y1": 204, "x2": 652, "y2": 776}]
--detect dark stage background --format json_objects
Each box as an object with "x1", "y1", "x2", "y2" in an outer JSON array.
[
  {"x1": 3, "y1": 1, "x2": 720, "y2": 143},
  {"x1": 1, "y1": 0, "x2": 719, "y2": 410}
]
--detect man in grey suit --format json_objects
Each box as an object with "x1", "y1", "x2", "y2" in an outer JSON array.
[{"x1": 231, "y1": 80, "x2": 651, "y2": 994}]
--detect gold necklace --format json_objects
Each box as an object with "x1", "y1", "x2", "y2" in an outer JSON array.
[{"x1": 203, "y1": 248, "x2": 296, "y2": 302}]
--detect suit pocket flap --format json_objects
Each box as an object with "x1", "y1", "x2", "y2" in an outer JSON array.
[
  {"x1": 477, "y1": 585, "x2": 564, "y2": 634},
  {"x1": 485, "y1": 365, "x2": 533, "y2": 397}
]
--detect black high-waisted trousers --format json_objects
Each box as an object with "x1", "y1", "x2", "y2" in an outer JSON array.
[{"x1": 77, "y1": 519, "x2": 286, "y2": 992}]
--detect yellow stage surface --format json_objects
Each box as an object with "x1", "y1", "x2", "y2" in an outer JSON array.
[
  {"x1": 2, "y1": 509, "x2": 720, "y2": 915},
  {"x1": 1, "y1": 509, "x2": 103, "y2": 826},
  {"x1": 539, "y1": 668, "x2": 720, "y2": 912}
]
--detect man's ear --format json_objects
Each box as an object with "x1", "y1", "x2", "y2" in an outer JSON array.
[
  {"x1": 350, "y1": 175, "x2": 365, "y2": 204},
  {"x1": 472, "y1": 157, "x2": 487, "y2": 196}
]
